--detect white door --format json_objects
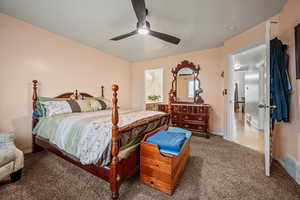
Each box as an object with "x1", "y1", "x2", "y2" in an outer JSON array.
[
  {"x1": 261, "y1": 21, "x2": 272, "y2": 176},
  {"x1": 227, "y1": 21, "x2": 274, "y2": 176}
]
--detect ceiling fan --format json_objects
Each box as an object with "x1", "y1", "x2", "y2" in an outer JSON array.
[{"x1": 110, "y1": 0, "x2": 181, "y2": 45}]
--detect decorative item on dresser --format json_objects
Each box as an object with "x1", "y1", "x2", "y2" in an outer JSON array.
[{"x1": 158, "y1": 60, "x2": 211, "y2": 138}]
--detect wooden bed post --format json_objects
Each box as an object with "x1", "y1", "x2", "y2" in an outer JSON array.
[
  {"x1": 110, "y1": 84, "x2": 120, "y2": 200},
  {"x1": 101, "y1": 85, "x2": 104, "y2": 98},
  {"x1": 32, "y1": 80, "x2": 38, "y2": 113},
  {"x1": 32, "y1": 80, "x2": 43, "y2": 153}
]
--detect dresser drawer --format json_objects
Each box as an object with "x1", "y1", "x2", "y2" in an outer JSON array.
[
  {"x1": 172, "y1": 105, "x2": 180, "y2": 113},
  {"x1": 181, "y1": 123, "x2": 207, "y2": 132},
  {"x1": 181, "y1": 106, "x2": 188, "y2": 113},
  {"x1": 171, "y1": 122, "x2": 181, "y2": 127},
  {"x1": 193, "y1": 106, "x2": 209, "y2": 113},
  {"x1": 158, "y1": 105, "x2": 168, "y2": 113},
  {"x1": 181, "y1": 114, "x2": 208, "y2": 122},
  {"x1": 171, "y1": 113, "x2": 180, "y2": 122}
]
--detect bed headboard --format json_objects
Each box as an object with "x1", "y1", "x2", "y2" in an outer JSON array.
[
  {"x1": 32, "y1": 80, "x2": 105, "y2": 106},
  {"x1": 32, "y1": 80, "x2": 106, "y2": 127},
  {"x1": 54, "y1": 91, "x2": 94, "y2": 99},
  {"x1": 54, "y1": 86, "x2": 105, "y2": 99}
]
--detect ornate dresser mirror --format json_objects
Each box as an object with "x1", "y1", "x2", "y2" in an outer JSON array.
[
  {"x1": 157, "y1": 60, "x2": 210, "y2": 138},
  {"x1": 169, "y1": 60, "x2": 204, "y2": 104}
]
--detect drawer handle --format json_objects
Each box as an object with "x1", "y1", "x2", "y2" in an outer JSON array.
[
  {"x1": 198, "y1": 117, "x2": 203, "y2": 120},
  {"x1": 150, "y1": 181, "x2": 154, "y2": 184},
  {"x1": 184, "y1": 124, "x2": 189, "y2": 128},
  {"x1": 184, "y1": 116, "x2": 189, "y2": 119},
  {"x1": 156, "y1": 164, "x2": 159, "y2": 167}
]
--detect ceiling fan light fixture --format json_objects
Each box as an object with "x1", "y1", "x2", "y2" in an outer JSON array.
[
  {"x1": 138, "y1": 27, "x2": 149, "y2": 35},
  {"x1": 137, "y1": 21, "x2": 150, "y2": 35}
]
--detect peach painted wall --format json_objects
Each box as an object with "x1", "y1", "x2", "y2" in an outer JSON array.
[
  {"x1": 131, "y1": 48, "x2": 224, "y2": 134},
  {"x1": 273, "y1": 0, "x2": 300, "y2": 163},
  {"x1": 0, "y1": 13, "x2": 132, "y2": 152}
]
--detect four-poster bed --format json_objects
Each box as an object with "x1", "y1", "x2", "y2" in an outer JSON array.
[{"x1": 31, "y1": 80, "x2": 170, "y2": 200}]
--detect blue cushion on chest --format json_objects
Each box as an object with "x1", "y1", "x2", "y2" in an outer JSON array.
[
  {"x1": 168, "y1": 127, "x2": 192, "y2": 138},
  {"x1": 146, "y1": 130, "x2": 186, "y2": 152}
]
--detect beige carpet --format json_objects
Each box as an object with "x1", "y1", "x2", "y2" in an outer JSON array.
[{"x1": 0, "y1": 136, "x2": 299, "y2": 200}]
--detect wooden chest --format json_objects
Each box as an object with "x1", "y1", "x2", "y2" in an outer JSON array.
[
  {"x1": 140, "y1": 125, "x2": 190, "y2": 195},
  {"x1": 158, "y1": 103, "x2": 210, "y2": 138}
]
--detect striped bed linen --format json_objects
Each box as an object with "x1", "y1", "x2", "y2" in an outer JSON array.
[{"x1": 33, "y1": 109, "x2": 167, "y2": 167}]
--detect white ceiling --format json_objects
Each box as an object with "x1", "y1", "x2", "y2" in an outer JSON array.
[{"x1": 0, "y1": 0, "x2": 286, "y2": 61}]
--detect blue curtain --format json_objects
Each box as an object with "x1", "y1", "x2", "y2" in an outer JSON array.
[{"x1": 270, "y1": 38, "x2": 292, "y2": 122}]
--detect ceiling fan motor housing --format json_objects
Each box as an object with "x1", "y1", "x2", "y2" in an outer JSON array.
[{"x1": 137, "y1": 21, "x2": 150, "y2": 30}]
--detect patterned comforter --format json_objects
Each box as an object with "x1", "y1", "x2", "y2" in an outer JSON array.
[{"x1": 33, "y1": 109, "x2": 169, "y2": 167}]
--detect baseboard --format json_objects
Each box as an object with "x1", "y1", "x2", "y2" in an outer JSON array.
[
  {"x1": 275, "y1": 156, "x2": 300, "y2": 185},
  {"x1": 223, "y1": 136, "x2": 232, "y2": 141},
  {"x1": 209, "y1": 131, "x2": 224, "y2": 136},
  {"x1": 22, "y1": 147, "x2": 33, "y2": 154}
]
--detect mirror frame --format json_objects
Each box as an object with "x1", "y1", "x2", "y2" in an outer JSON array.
[{"x1": 169, "y1": 60, "x2": 204, "y2": 104}]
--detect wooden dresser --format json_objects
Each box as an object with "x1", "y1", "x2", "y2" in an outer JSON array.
[{"x1": 158, "y1": 103, "x2": 210, "y2": 138}]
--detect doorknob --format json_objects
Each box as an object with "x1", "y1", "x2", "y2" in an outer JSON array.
[
  {"x1": 269, "y1": 105, "x2": 277, "y2": 109},
  {"x1": 258, "y1": 104, "x2": 266, "y2": 109},
  {"x1": 258, "y1": 104, "x2": 277, "y2": 109}
]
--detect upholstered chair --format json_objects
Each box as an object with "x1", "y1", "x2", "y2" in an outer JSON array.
[{"x1": 0, "y1": 133, "x2": 24, "y2": 182}]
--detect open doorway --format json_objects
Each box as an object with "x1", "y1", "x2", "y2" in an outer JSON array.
[{"x1": 229, "y1": 44, "x2": 266, "y2": 153}]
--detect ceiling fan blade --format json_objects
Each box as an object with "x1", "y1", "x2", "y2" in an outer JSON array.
[
  {"x1": 110, "y1": 30, "x2": 137, "y2": 41},
  {"x1": 131, "y1": 0, "x2": 146, "y2": 22},
  {"x1": 149, "y1": 30, "x2": 180, "y2": 45}
]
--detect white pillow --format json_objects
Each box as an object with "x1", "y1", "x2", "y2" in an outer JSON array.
[
  {"x1": 41, "y1": 101, "x2": 72, "y2": 116},
  {"x1": 95, "y1": 97, "x2": 112, "y2": 109},
  {"x1": 89, "y1": 98, "x2": 103, "y2": 111}
]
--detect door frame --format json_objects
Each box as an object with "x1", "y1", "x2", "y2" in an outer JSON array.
[{"x1": 225, "y1": 41, "x2": 266, "y2": 141}]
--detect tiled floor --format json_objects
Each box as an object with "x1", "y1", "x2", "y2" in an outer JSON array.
[{"x1": 232, "y1": 112, "x2": 265, "y2": 153}]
